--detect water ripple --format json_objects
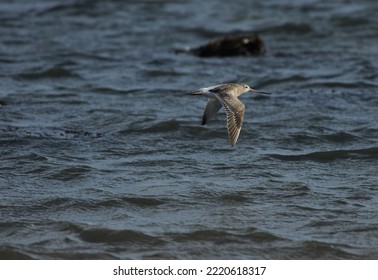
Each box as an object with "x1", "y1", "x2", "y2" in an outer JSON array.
[
  {"x1": 79, "y1": 228, "x2": 165, "y2": 245},
  {"x1": 269, "y1": 147, "x2": 378, "y2": 162},
  {"x1": 15, "y1": 66, "x2": 81, "y2": 80}
]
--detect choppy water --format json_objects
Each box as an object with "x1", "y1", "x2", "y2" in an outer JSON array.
[{"x1": 1, "y1": 0, "x2": 378, "y2": 259}]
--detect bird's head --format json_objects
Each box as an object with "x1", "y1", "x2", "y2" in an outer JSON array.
[{"x1": 241, "y1": 84, "x2": 271, "y2": 95}]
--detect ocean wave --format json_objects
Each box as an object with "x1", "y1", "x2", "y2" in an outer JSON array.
[
  {"x1": 301, "y1": 81, "x2": 378, "y2": 89},
  {"x1": 28, "y1": 195, "x2": 167, "y2": 213},
  {"x1": 90, "y1": 86, "x2": 145, "y2": 96},
  {"x1": 170, "y1": 228, "x2": 284, "y2": 243},
  {"x1": 90, "y1": 196, "x2": 166, "y2": 209},
  {"x1": 323, "y1": 132, "x2": 360, "y2": 143},
  {"x1": 0, "y1": 246, "x2": 33, "y2": 260},
  {"x1": 0, "y1": 218, "x2": 373, "y2": 259},
  {"x1": 79, "y1": 228, "x2": 165, "y2": 245},
  {"x1": 280, "y1": 131, "x2": 360, "y2": 145},
  {"x1": 15, "y1": 66, "x2": 81, "y2": 80},
  {"x1": 330, "y1": 14, "x2": 373, "y2": 28},
  {"x1": 120, "y1": 119, "x2": 181, "y2": 134},
  {"x1": 1, "y1": 125, "x2": 102, "y2": 140},
  {"x1": 268, "y1": 147, "x2": 378, "y2": 162},
  {"x1": 287, "y1": 240, "x2": 364, "y2": 260},
  {"x1": 46, "y1": 166, "x2": 92, "y2": 181},
  {"x1": 258, "y1": 22, "x2": 314, "y2": 35}
]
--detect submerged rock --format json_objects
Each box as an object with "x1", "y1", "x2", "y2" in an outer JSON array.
[{"x1": 177, "y1": 33, "x2": 267, "y2": 57}]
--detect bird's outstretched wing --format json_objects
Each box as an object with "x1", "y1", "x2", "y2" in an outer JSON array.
[
  {"x1": 213, "y1": 92, "x2": 245, "y2": 146},
  {"x1": 202, "y1": 98, "x2": 222, "y2": 125}
]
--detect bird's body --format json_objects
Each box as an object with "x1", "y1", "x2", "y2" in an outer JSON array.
[{"x1": 187, "y1": 83, "x2": 270, "y2": 146}]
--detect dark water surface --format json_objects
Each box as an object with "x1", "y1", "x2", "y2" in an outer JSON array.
[{"x1": 1, "y1": 0, "x2": 378, "y2": 259}]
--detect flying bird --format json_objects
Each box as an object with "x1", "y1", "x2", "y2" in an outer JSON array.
[{"x1": 187, "y1": 83, "x2": 270, "y2": 146}]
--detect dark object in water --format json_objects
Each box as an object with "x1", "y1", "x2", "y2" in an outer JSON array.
[{"x1": 181, "y1": 33, "x2": 267, "y2": 57}]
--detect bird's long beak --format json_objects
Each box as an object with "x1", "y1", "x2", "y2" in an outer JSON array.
[{"x1": 250, "y1": 88, "x2": 271, "y2": 95}]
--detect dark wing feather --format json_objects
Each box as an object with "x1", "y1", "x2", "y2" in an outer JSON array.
[{"x1": 202, "y1": 98, "x2": 222, "y2": 125}]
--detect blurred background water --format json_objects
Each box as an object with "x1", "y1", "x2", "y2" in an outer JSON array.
[{"x1": 0, "y1": 0, "x2": 378, "y2": 259}]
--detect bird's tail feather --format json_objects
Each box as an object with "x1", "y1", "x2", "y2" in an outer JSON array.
[{"x1": 186, "y1": 90, "x2": 203, "y2": 95}]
